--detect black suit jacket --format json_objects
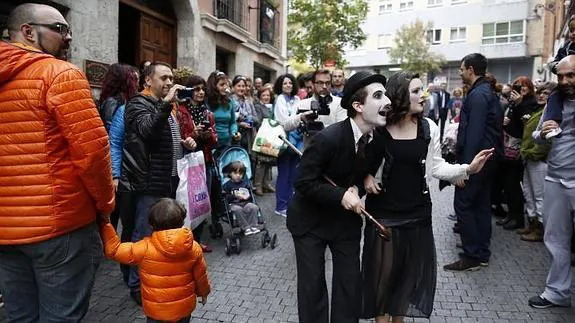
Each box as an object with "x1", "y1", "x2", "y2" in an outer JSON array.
[
  {"x1": 287, "y1": 119, "x2": 363, "y2": 237},
  {"x1": 437, "y1": 91, "x2": 451, "y2": 118}
]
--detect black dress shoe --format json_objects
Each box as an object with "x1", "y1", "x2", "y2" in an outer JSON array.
[
  {"x1": 496, "y1": 217, "x2": 511, "y2": 226},
  {"x1": 491, "y1": 205, "x2": 507, "y2": 218},
  {"x1": 503, "y1": 220, "x2": 521, "y2": 230},
  {"x1": 453, "y1": 225, "x2": 460, "y2": 234}
]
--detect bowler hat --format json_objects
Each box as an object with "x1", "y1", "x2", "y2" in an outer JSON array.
[{"x1": 341, "y1": 71, "x2": 387, "y2": 109}]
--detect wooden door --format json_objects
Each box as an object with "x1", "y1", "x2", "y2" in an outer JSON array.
[{"x1": 139, "y1": 14, "x2": 174, "y2": 65}]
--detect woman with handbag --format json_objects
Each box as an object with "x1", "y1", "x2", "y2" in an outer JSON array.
[
  {"x1": 176, "y1": 74, "x2": 217, "y2": 253},
  {"x1": 253, "y1": 86, "x2": 277, "y2": 196},
  {"x1": 497, "y1": 76, "x2": 538, "y2": 230}
]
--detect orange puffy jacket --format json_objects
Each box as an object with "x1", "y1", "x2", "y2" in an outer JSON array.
[
  {"x1": 0, "y1": 41, "x2": 115, "y2": 245},
  {"x1": 100, "y1": 223, "x2": 211, "y2": 321}
]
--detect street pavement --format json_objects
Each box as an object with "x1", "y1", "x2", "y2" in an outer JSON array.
[{"x1": 2, "y1": 180, "x2": 575, "y2": 322}]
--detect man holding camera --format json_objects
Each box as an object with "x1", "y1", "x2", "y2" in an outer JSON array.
[
  {"x1": 287, "y1": 71, "x2": 391, "y2": 323},
  {"x1": 296, "y1": 69, "x2": 348, "y2": 147},
  {"x1": 119, "y1": 62, "x2": 197, "y2": 305}
]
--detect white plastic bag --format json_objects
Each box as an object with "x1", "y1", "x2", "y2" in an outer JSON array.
[
  {"x1": 252, "y1": 118, "x2": 287, "y2": 158},
  {"x1": 176, "y1": 151, "x2": 211, "y2": 229}
]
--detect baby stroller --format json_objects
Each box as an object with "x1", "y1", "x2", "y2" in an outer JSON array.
[{"x1": 208, "y1": 145, "x2": 277, "y2": 256}]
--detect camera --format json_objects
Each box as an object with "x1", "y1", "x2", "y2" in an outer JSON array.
[
  {"x1": 298, "y1": 94, "x2": 332, "y2": 136},
  {"x1": 177, "y1": 87, "x2": 194, "y2": 100}
]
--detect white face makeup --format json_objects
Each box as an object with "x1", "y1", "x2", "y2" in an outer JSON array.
[
  {"x1": 408, "y1": 78, "x2": 426, "y2": 115},
  {"x1": 358, "y1": 83, "x2": 391, "y2": 127}
]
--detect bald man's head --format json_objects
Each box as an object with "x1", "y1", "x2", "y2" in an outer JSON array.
[
  {"x1": 7, "y1": 3, "x2": 71, "y2": 60},
  {"x1": 556, "y1": 55, "x2": 575, "y2": 98}
]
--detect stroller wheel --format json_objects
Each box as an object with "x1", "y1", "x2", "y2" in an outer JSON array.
[
  {"x1": 235, "y1": 238, "x2": 241, "y2": 254},
  {"x1": 208, "y1": 225, "x2": 216, "y2": 239},
  {"x1": 261, "y1": 233, "x2": 268, "y2": 248},
  {"x1": 215, "y1": 223, "x2": 224, "y2": 238},
  {"x1": 270, "y1": 234, "x2": 278, "y2": 250},
  {"x1": 225, "y1": 238, "x2": 231, "y2": 256}
]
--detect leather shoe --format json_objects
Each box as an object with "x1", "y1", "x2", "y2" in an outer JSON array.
[
  {"x1": 496, "y1": 217, "x2": 511, "y2": 226},
  {"x1": 254, "y1": 188, "x2": 264, "y2": 196},
  {"x1": 263, "y1": 185, "x2": 276, "y2": 193},
  {"x1": 503, "y1": 220, "x2": 521, "y2": 230}
]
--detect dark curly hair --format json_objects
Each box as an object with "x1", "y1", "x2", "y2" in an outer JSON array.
[
  {"x1": 206, "y1": 71, "x2": 230, "y2": 107},
  {"x1": 273, "y1": 73, "x2": 298, "y2": 96},
  {"x1": 385, "y1": 71, "x2": 420, "y2": 125},
  {"x1": 99, "y1": 63, "x2": 138, "y2": 104},
  {"x1": 185, "y1": 75, "x2": 207, "y2": 88}
]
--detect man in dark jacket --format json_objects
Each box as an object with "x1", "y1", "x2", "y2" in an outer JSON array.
[
  {"x1": 119, "y1": 62, "x2": 196, "y2": 305},
  {"x1": 444, "y1": 53, "x2": 503, "y2": 271},
  {"x1": 287, "y1": 71, "x2": 390, "y2": 323}
]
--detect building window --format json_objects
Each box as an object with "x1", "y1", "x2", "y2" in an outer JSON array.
[
  {"x1": 450, "y1": 27, "x2": 466, "y2": 42},
  {"x1": 378, "y1": 1, "x2": 392, "y2": 14},
  {"x1": 427, "y1": 29, "x2": 442, "y2": 45},
  {"x1": 378, "y1": 34, "x2": 393, "y2": 49},
  {"x1": 451, "y1": 0, "x2": 467, "y2": 4},
  {"x1": 428, "y1": 0, "x2": 443, "y2": 6},
  {"x1": 399, "y1": 1, "x2": 414, "y2": 10},
  {"x1": 482, "y1": 20, "x2": 524, "y2": 45}
]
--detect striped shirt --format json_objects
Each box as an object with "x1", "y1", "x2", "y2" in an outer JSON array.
[{"x1": 169, "y1": 114, "x2": 183, "y2": 176}]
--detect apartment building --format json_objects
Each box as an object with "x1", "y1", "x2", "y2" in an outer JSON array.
[
  {"x1": 344, "y1": 0, "x2": 558, "y2": 89},
  {"x1": 0, "y1": 0, "x2": 288, "y2": 90}
]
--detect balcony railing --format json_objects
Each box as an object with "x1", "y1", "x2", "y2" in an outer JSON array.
[{"x1": 213, "y1": 0, "x2": 247, "y2": 30}]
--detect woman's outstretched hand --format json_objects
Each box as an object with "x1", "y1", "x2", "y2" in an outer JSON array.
[
  {"x1": 364, "y1": 174, "x2": 382, "y2": 195},
  {"x1": 467, "y1": 148, "x2": 495, "y2": 174}
]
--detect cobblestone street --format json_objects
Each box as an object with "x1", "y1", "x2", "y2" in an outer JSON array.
[{"x1": 2, "y1": 181, "x2": 575, "y2": 322}]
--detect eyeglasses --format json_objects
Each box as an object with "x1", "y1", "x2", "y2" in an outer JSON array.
[
  {"x1": 28, "y1": 22, "x2": 71, "y2": 37},
  {"x1": 314, "y1": 81, "x2": 331, "y2": 87}
]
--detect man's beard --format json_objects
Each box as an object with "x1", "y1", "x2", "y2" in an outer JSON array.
[{"x1": 558, "y1": 83, "x2": 575, "y2": 98}]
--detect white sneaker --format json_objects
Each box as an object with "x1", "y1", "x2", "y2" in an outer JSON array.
[
  {"x1": 0, "y1": 293, "x2": 4, "y2": 308},
  {"x1": 250, "y1": 227, "x2": 261, "y2": 234},
  {"x1": 244, "y1": 228, "x2": 253, "y2": 235},
  {"x1": 275, "y1": 209, "x2": 287, "y2": 217}
]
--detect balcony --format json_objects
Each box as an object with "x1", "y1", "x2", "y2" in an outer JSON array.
[
  {"x1": 258, "y1": 0, "x2": 280, "y2": 49},
  {"x1": 201, "y1": 0, "x2": 251, "y2": 42},
  {"x1": 480, "y1": 42, "x2": 527, "y2": 59}
]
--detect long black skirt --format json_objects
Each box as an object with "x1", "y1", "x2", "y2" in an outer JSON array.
[{"x1": 360, "y1": 218, "x2": 436, "y2": 319}]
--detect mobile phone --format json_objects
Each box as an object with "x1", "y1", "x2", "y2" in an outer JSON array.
[
  {"x1": 201, "y1": 120, "x2": 211, "y2": 128},
  {"x1": 176, "y1": 87, "x2": 194, "y2": 100},
  {"x1": 512, "y1": 84, "x2": 521, "y2": 93}
]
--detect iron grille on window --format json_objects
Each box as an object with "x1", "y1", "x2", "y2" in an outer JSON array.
[
  {"x1": 259, "y1": 0, "x2": 279, "y2": 48},
  {"x1": 214, "y1": 0, "x2": 247, "y2": 30}
]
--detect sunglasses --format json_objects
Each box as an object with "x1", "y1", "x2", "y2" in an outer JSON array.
[{"x1": 28, "y1": 22, "x2": 71, "y2": 37}]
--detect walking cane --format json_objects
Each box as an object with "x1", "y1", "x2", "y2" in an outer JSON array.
[{"x1": 278, "y1": 135, "x2": 391, "y2": 240}]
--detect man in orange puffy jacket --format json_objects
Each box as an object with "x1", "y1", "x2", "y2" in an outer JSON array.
[{"x1": 0, "y1": 3, "x2": 115, "y2": 322}]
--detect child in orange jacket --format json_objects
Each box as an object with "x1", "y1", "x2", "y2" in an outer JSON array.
[{"x1": 100, "y1": 198, "x2": 210, "y2": 323}]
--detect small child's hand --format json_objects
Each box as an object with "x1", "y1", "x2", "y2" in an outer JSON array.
[{"x1": 200, "y1": 296, "x2": 207, "y2": 305}]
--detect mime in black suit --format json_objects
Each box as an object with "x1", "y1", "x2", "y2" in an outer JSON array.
[{"x1": 287, "y1": 72, "x2": 390, "y2": 323}]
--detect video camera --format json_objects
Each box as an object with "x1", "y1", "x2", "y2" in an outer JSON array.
[{"x1": 297, "y1": 94, "x2": 332, "y2": 135}]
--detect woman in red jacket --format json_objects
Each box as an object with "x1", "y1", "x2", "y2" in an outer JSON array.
[{"x1": 176, "y1": 75, "x2": 218, "y2": 253}]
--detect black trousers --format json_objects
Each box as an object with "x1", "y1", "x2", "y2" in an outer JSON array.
[
  {"x1": 439, "y1": 113, "x2": 448, "y2": 143},
  {"x1": 455, "y1": 161, "x2": 496, "y2": 263},
  {"x1": 501, "y1": 160, "x2": 525, "y2": 225},
  {"x1": 292, "y1": 228, "x2": 361, "y2": 323},
  {"x1": 114, "y1": 191, "x2": 138, "y2": 284}
]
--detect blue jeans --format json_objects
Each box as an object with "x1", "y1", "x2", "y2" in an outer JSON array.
[
  {"x1": 276, "y1": 152, "x2": 299, "y2": 212},
  {"x1": 128, "y1": 195, "x2": 162, "y2": 291},
  {"x1": 0, "y1": 223, "x2": 102, "y2": 323}
]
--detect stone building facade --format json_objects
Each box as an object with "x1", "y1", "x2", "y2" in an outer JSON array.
[{"x1": 1, "y1": 0, "x2": 288, "y2": 91}]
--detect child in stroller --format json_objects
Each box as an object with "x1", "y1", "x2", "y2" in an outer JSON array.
[{"x1": 222, "y1": 161, "x2": 261, "y2": 235}]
